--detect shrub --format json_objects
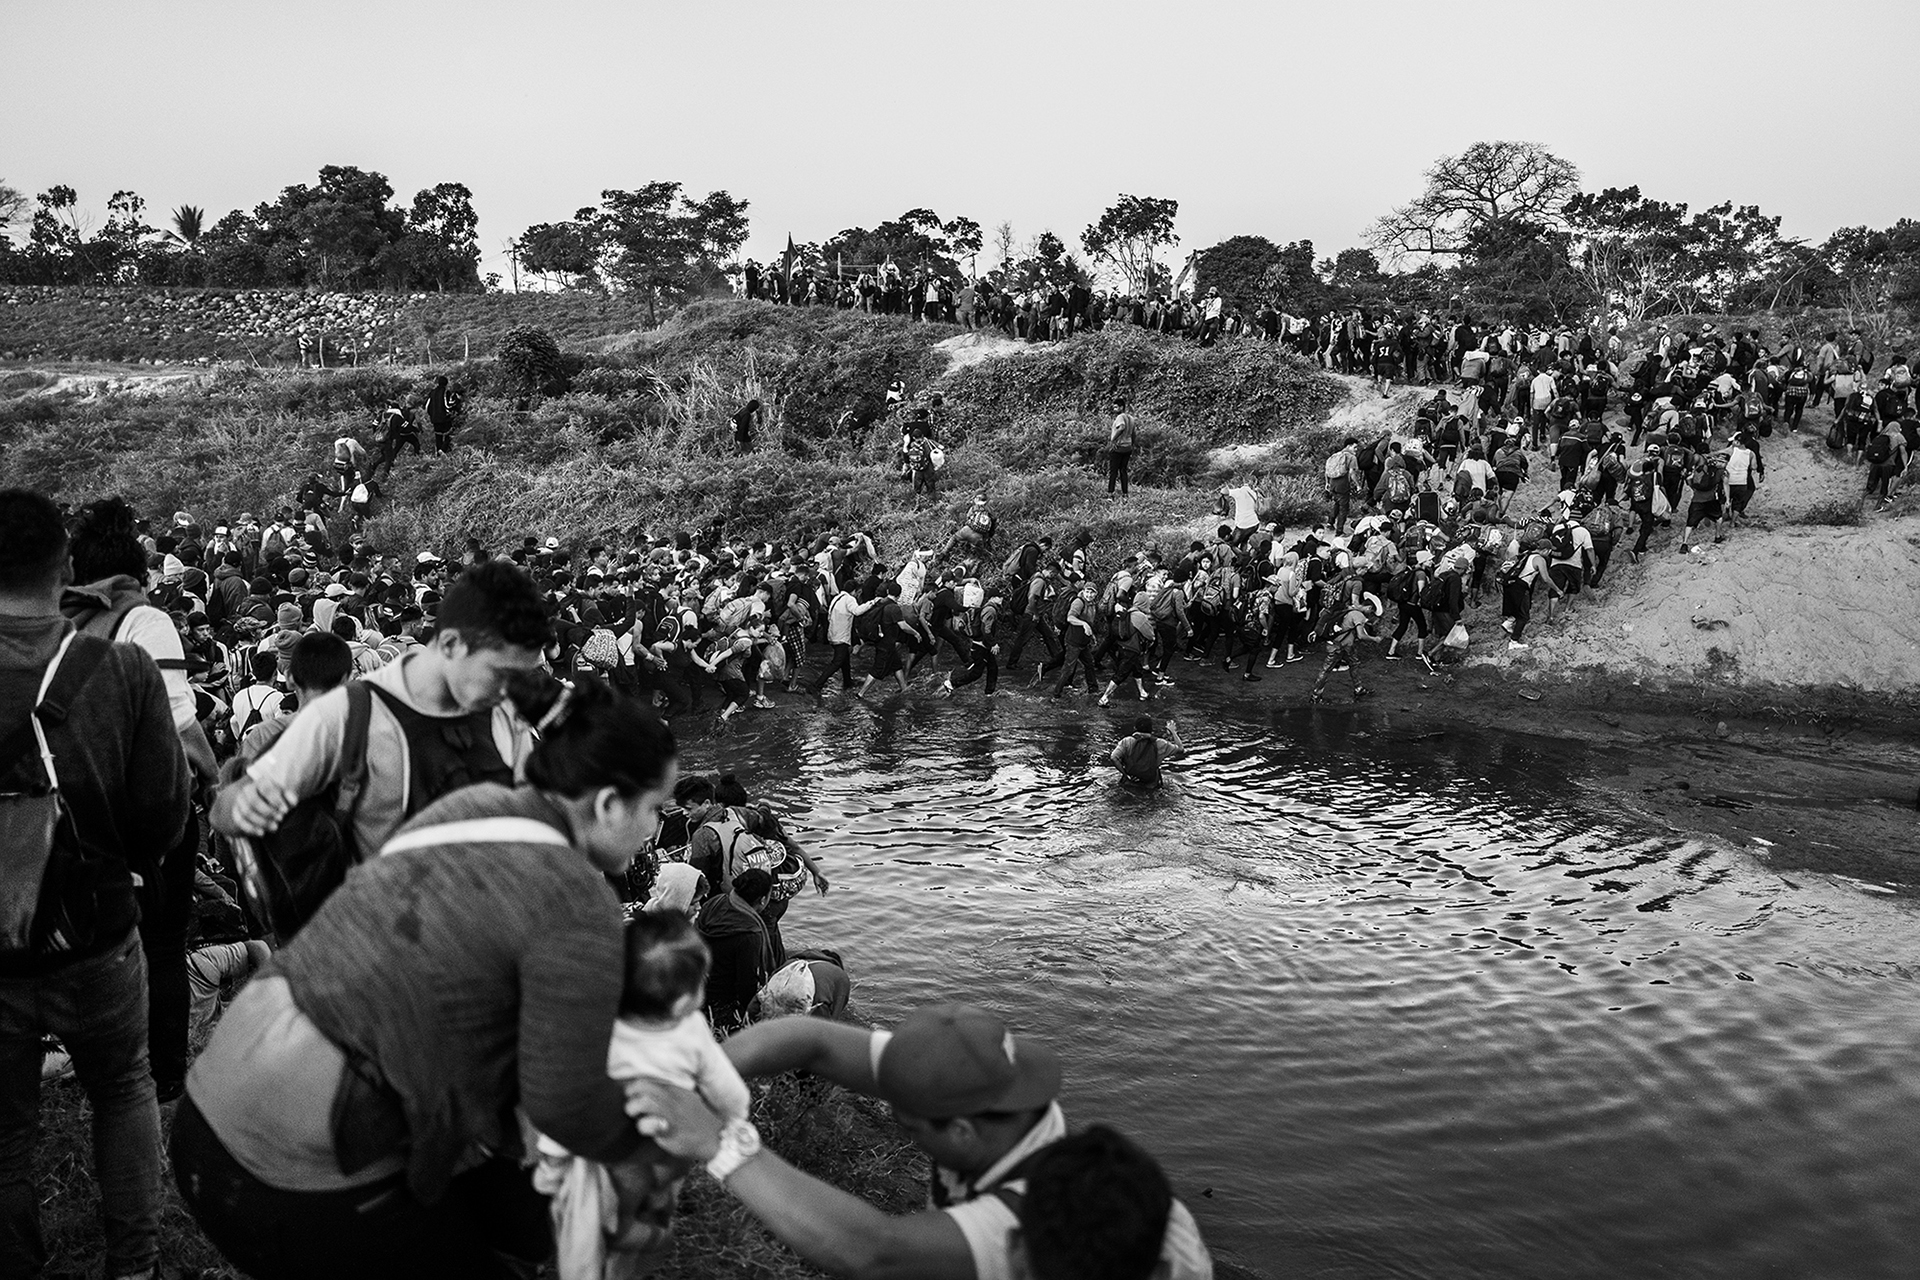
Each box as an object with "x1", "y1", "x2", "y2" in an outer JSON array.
[{"x1": 497, "y1": 326, "x2": 568, "y2": 400}]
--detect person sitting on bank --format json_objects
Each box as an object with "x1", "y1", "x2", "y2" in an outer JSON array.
[
  {"x1": 622, "y1": 1001, "x2": 1214, "y2": 1280},
  {"x1": 1110, "y1": 715, "x2": 1184, "y2": 788}
]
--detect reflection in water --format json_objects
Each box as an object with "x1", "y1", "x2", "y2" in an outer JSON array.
[{"x1": 691, "y1": 695, "x2": 1920, "y2": 1279}]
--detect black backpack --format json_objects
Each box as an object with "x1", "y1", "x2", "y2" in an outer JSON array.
[
  {"x1": 0, "y1": 635, "x2": 111, "y2": 956},
  {"x1": 1550, "y1": 523, "x2": 1577, "y2": 560},
  {"x1": 1868, "y1": 433, "x2": 1893, "y2": 466},
  {"x1": 233, "y1": 683, "x2": 373, "y2": 942}
]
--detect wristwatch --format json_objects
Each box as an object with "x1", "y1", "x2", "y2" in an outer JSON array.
[{"x1": 706, "y1": 1117, "x2": 763, "y2": 1183}]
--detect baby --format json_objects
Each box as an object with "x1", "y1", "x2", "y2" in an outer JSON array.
[
  {"x1": 535, "y1": 913, "x2": 750, "y2": 1276},
  {"x1": 608, "y1": 911, "x2": 750, "y2": 1121}
]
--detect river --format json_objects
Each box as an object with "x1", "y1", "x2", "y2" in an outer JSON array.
[{"x1": 679, "y1": 686, "x2": 1920, "y2": 1279}]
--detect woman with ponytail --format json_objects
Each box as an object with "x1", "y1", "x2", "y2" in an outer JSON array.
[{"x1": 172, "y1": 673, "x2": 679, "y2": 1280}]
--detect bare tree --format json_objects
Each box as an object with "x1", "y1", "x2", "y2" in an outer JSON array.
[
  {"x1": 0, "y1": 181, "x2": 26, "y2": 237},
  {"x1": 1368, "y1": 141, "x2": 1580, "y2": 261}
]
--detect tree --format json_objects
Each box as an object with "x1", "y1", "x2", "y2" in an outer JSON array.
[
  {"x1": 169, "y1": 205, "x2": 205, "y2": 248},
  {"x1": 1257, "y1": 240, "x2": 1333, "y2": 316},
  {"x1": 1081, "y1": 194, "x2": 1179, "y2": 293},
  {"x1": 1452, "y1": 218, "x2": 1591, "y2": 324},
  {"x1": 1564, "y1": 186, "x2": 1697, "y2": 320},
  {"x1": 518, "y1": 216, "x2": 601, "y2": 289},
  {"x1": 1194, "y1": 235, "x2": 1281, "y2": 310},
  {"x1": 1368, "y1": 141, "x2": 1579, "y2": 261},
  {"x1": 388, "y1": 182, "x2": 482, "y2": 291},
  {"x1": 549, "y1": 182, "x2": 752, "y2": 322},
  {"x1": 821, "y1": 208, "x2": 978, "y2": 282},
  {"x1": 1819, "y1": 220, "x2": 1920, "y2": 311},
  {"x1": 0, "y1": 181, "x2": 27, "y2": 244},
  {"x1": 1009, "y1": 230, "x2": 1088, "y2": 293}
]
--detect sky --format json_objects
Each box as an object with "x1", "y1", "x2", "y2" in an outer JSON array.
[{"x1": 7, "y1": 0, "x2": 1915, "y2": 285}]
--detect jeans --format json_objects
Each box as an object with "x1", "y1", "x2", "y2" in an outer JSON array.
[
  {"x1": 1107, "y1": 451, "x2": 1131, "y2": 495},
  {"x1": 0, "y1": 930, "x2": 159, "y2": 1278},
  {"x1": 1007, "y1": 615, "x2": 1059, "y2": 669},
  {"x1": 172, "y1": 1099, "x2": 550, "y2": 1280},
  {"x1": 811, "y1": 642, "x2": 856, "y2": 693}
]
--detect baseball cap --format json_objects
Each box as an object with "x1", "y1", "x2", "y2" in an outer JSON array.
[
  {"x1": 875, "y1": 1003, "x2": 1061, "y2": 1118},
  {"x1": 545, "y1": 536, "x2": 560, "y2": 551}
]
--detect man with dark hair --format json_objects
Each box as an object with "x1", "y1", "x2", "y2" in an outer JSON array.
[
  {"x1": 1020, "y1": 1125, "x2": 1173, "y2": 1280},
  {"x1": 0, "y1": 488, "x2": 192, "y2": 1280},
  {"x1": 233, "y1": 632, "x2": 355, "y2": 766},
  {"x1": 425, "y1": 374, "x2": 460, "y2": 453},
  {"x1": 212, "y1": 561, "x2": 551, "y2": 865},
  {"x1": 695, "y1": 868, "x2": 776, "y2": 1032},
  {"x1": 624, "y1": 1002, "x2": 1212, "y2": 1279}
]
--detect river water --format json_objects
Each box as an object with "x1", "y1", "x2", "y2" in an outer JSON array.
[{"x1": 682, "y1": 687, "x2": 1920, "y2": 1279}]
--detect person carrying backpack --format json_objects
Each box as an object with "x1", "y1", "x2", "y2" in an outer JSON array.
[
  {"x1": 210, "y1": 562, "x2": 551, "y2": 937},
  {"x1": 1866, "y1": 423, "x2": 1907, "y2": 509},
  {"x1": 1107, "y1": 400, "x2": 1137, "y2": 497},
  {"x1": 1679, "y1": 453, "x2": 1728, "y2": 553},
  {"x1": 1110, "y1": 715, "x2": 1184, "y2": 788},
  {"x1": 0, "y1": 487, "x2": 192, "y2": 1280},
  {"x1": 426, "y1": 374, "x2": 461, "y2": 453}
]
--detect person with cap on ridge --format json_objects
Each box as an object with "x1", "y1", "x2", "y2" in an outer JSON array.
[{"x1": 621, "y1": 1002, "x2": 1214, "y2": 1280}]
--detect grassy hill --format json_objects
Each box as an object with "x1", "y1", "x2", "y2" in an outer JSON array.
[
  {"x1": 0, "y1": 285, "x2": 665, "y2": 365},
  {"x1": 0, "y1": 300, "x2": 1347, "y2": 567}
]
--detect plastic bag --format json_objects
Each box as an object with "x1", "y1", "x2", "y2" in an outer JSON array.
[{"x1": 1442, "y1": 622, "x2": 1469, "y2": 651}]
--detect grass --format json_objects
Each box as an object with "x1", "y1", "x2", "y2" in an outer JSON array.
[
  {"x1": 0, "y1": 285, "x2": 666, "y2": 365},
  {"x1": 36, "y1": 1064, "x2": 927, "y2": 1279},
  {"x1": 0, "y1": 300, "x2": 1347, "y2": 573}
]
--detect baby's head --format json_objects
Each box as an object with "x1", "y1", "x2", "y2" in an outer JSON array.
[{"x1": 622, "y1": 912, "x2": 711, "y2": 1024}]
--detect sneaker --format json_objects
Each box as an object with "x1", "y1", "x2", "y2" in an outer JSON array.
[
  {"x1": 1266, "y1": 658, "x2": 1282, "y2": 668},
  {"x1": 1509, "y1": 640, "x2": 1529, "y2": 650},
  {"x1": 752, "y1": 696, "x2": 776, "y2": 709},
  {"x1": 1353, "y1": 686, "x2": 1372, "y2": 699},
  {"x1": 1286, "y1": 653, "x2": 1305, "y2": 664},
  {"x1": 1384, "y1": 650, "x2": 1402, "y2": 661},
  {"x1": 937, "y1": 681, "x2": 954, "y2": 699},
  {"x1": 1501, "y1": 618, "x2": 1515, "y2": 634},
  {"x1": 1242, "y1": 672, "x2": 1262, "y2": 682},
  {"x1": 1098, "y1": 694, "x2": 1111, "y2": 707},
  {"x1": 1309, "y1": 691, "x2": 1325, "y2": 703}
]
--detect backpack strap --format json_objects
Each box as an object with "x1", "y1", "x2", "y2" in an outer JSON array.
[
  {"x1": 0, "y1": 633, "x2": 105, "y2": 779},
  {"x1": 333, "y1": 682, "x2": 375, "y2": 833},
  {"x1": 380, "y1": 816, "x2": 571, "y2": 856}
]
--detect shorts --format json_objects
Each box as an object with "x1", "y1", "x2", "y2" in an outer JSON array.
[
  {"x1": 872, "y1": 643, "x2": 900, "y2": 678},
  {"x1": 1549, "y1": 564, "x2": 1583, "y2": 595},
  {"x1": 1497, "y1": 473, "x2": 1522, "y2": 494},
  {"x1": 1685, "y1": 500, "x2": 1723, "y2": 529}
]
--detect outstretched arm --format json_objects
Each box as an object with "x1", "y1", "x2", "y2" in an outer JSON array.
[
  {"x1": 626, "y1": 1078, "x2": 974, "y2": 1280},
  {"x1": 722, "y1": 1016, "x2": 880, "y2": 1092}
]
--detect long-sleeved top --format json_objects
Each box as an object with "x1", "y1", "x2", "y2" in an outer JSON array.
[
  {"x1": 0, "y1": 614, "x2": 189, "y2": 975},
  {"x1": 269, "y1": 783, "x2": 640, "y2": 1201}
]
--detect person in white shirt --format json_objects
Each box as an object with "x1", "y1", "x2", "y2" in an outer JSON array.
[
  {"x1": 626, "y1": 1003, "x2": 1214, "y2": 1280},
  {"x1": 1223, "y1": 480, "x2": 1261, "y2": 544},
  {"x1": 1723, "y1": 433, "x2": 1763, "y2": 520}
]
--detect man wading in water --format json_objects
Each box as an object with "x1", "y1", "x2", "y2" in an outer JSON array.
[{"x1": 1110, "y1": 715, "x2": 1184, "y2": 788}]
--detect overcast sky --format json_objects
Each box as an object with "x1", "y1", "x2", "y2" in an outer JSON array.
[{"x1": 8, "y1": 0, "x2": 1915, "y2": 283}]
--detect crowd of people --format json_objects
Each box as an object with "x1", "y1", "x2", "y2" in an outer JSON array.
[
  {"x1": 0, "y1": 485, "x2": 1212, "y2": 1279},
  {"x1": 6, "y1": 294, "x2": 1915, "y2": 1278}
]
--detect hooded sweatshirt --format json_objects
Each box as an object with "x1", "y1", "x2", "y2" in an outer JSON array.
[
  {"x1": 0, "y1": 614, "x2": 190, "y2": 975},
  {"x1": 697, "y1": 892, "x2": 776, "y2": 1029}
]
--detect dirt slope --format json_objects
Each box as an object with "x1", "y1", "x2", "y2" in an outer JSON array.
[{"x1": 1512, "y1": 429, "x2": 1920, "y2": 692}]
